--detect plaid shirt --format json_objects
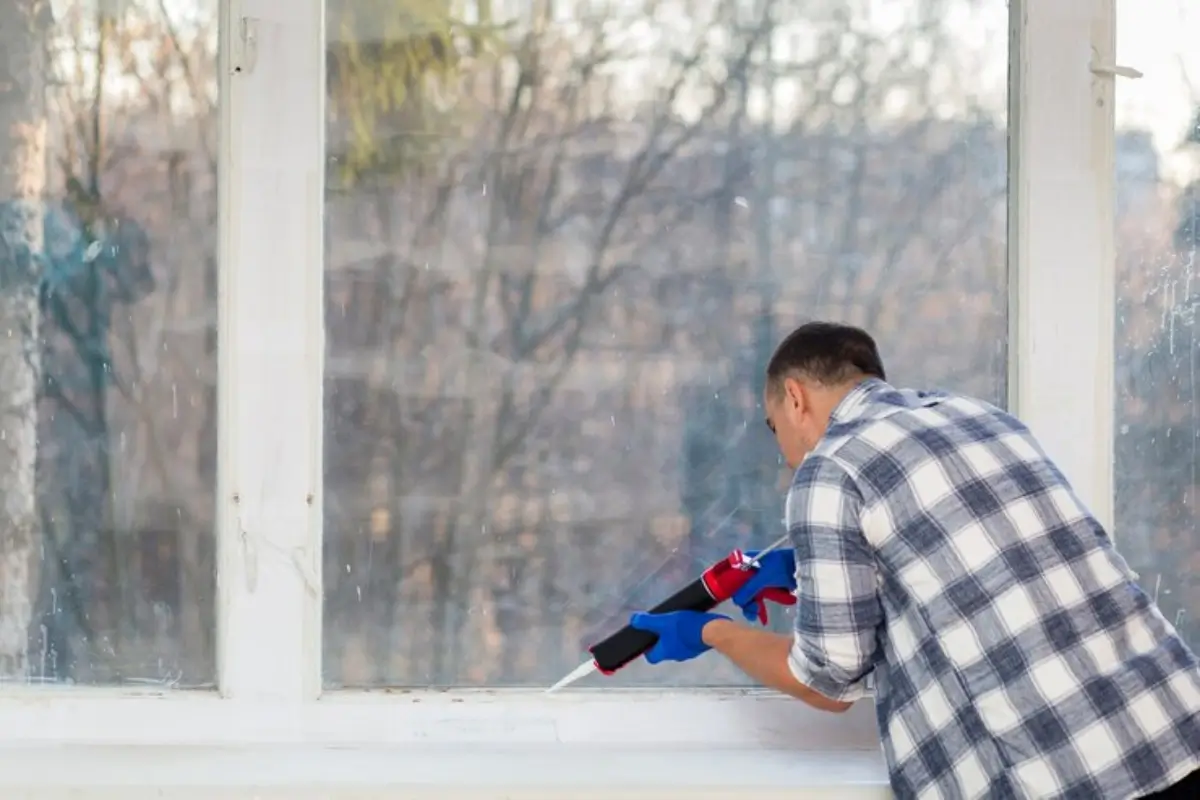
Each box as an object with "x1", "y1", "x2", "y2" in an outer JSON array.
[{"x1": 784, "y1": 378, "x2": 1200, "y2": 799}]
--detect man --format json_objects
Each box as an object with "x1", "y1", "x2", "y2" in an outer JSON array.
[{"x1": 629, "y1": 321, "x2": 1200, "y2": 799}]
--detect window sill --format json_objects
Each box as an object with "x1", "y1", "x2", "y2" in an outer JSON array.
[
  {"x1": 0, "y1": 744, "x2": 890, "y2": 799},
  {"x1": 0, "y1": 688, "x2": 889, "y2": 798}
]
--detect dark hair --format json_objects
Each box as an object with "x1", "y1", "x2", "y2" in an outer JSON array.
[{"x1": 765, "y1": 321, "x2": 886, "y2": 393}]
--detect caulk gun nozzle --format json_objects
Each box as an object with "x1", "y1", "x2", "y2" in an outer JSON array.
[{"x1": 545, "y1": 660, "x2": 598, "y2": 693}]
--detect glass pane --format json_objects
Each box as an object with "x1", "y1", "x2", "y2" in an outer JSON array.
[
  {"x1": 323, "y1": 0, "x2": 1009, "y2": 687},
  {"x1": 0, "y1": 0, "x2": 217, "y2": 686},
  {"x1": 1114, "y1": 4, "x2": 1200, "y2": 645}
]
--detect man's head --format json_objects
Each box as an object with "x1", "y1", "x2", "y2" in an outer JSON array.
[{"x1": 763, "y1": 321, "x2": 886, "y2": 468}]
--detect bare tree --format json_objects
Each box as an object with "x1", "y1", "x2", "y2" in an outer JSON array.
[
  {"x1": 0, "y1": 0, "x2": 50, "y2": 681},
  {"x1": 323, "y1": 0, "x2": 772, "y2": 685},
  {"x1": 318, "y1": 0, "x2": 1010, "y2": 688},
  {"x1": 20, "y1": 0, "x2": 219, "y2": 684}
]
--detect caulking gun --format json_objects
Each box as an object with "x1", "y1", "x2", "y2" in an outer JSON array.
[{"x1": 546, "y1": 533, "x2": 794, "y2": 692}]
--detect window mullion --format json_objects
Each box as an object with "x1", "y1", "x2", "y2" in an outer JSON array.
[
  {"x1": 216, "y1": 0, "x2": 325, "y2": 701},
  {"x1": 1009, "y1": 0, "x2": 1117, "y2": 528}
]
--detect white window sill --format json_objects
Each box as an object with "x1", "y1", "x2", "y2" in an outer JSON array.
[
  {"x1": 0, "y1": 744, "x2": 890, "y2": 799},
  {"x1": 0, "y1": 689, "x2": 890, "y2": 798}
]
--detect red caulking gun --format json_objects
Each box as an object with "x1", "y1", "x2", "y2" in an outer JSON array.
[{"x1": 545, "y1": 533, "x2": 794, "y2": 692}]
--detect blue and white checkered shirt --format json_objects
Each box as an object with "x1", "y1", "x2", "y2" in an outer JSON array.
[{"x1": 784, "y1": 378, "x2": 1200, "y2": 799}]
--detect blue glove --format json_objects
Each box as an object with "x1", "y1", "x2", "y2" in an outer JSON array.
[
  {"x1": 731, "y1": 549, "x2": 797, "y2": 625},
  {"x1": 628, "y1": 610, "x2": 729, "y2": 664}
]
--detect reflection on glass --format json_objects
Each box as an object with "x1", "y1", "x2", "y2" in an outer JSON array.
[
  {"x1": 322, "y1": 0, "x2": 1009, "y2": 687},
  {"x1": 0, "y1": 1, "x2": 217, "y2": 686},
  {"x1": 1114, "y1": 4, "x2": 1200, "y2": 646}
]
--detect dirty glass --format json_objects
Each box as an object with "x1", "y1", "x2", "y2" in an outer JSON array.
[
  {"x1": 0, "y1": 0, "x2": 217, "y2": 686},
  {"x1": 321, "y1": 0, "x2": 1010, "y2": 687},
  {"x1": 1113, "y1": 2, "x2": 1200, "y2": 647}
]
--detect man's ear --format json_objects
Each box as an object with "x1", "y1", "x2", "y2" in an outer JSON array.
[{"x1": 782, "y1": 376, "x2": 806, "y2": 412}]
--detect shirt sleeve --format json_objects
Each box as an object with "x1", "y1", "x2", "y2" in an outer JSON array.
[{"x1": 785, "y1": 454, "x2": 883, "y2": 703}]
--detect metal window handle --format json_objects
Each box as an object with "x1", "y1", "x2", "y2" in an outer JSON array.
[{"x1": 1090, "y1": 63, "x2": 1144, "y2": 80}]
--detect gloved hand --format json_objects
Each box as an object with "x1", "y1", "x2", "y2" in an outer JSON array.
[
  {"x1": 628, "y1": 610, "x2": 729, "y2": 664},
  {"x1": 731, "y1": 549, "x2": 797, "y2": 625}
]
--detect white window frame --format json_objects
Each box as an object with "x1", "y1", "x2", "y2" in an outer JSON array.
[
  {"x1": 1008, "y1": 0, "x2": 1117, "y2": 531},
  {"x1": 0, "y1": 0, "x2": 1118, "y2": 794}
]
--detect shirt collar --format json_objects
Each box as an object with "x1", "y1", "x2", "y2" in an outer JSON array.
[{"x1": 828, "y1": 377, "x2": 889, "y2": 424}]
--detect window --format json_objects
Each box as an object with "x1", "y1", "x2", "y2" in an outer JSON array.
[
  {"x1": 0, "y1": 0, "x2": 1125, "y2": 796},
  {"x1": 321, "y1": 0, "x2": 1010, "y2": 689},
  {"x1": 1114, "y1": 2, "x2": 1200, "y2": 644},
  {"x1": 0, "y1": 0, "x2": 217, "y2": 687}
]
